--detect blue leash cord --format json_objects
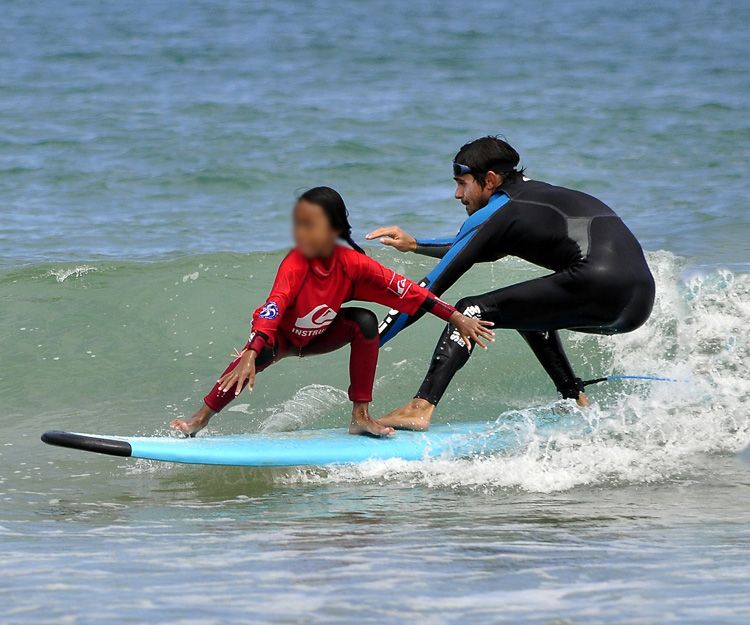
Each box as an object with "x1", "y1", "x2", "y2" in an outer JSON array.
[{"x1": 583, "y1": 374, "x2": 677, "y2": 387}]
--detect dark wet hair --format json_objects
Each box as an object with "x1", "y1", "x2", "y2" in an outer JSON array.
[
  {"x1": 297, "y1": 186, "x2": 366, "y2": 254},
  {"x1": 454, "y1": 135, "x2": 525, "y2": 187}
]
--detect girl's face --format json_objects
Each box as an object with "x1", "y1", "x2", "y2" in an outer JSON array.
[{"x1": 293, "y1": 199, "x2": 339, "y2": 258}]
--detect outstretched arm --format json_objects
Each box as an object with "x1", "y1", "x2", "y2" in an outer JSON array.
[
  {"x1": 377, "y1": 240, "x2": 477, "y2": 345},
  {"x1": 365, "y1": 226, "x2": 417, "y2": 253},
  {"x1": 414, "y1": 236, "x2": 455, "y2": 259},
  {"x1": 365, "y1": 225, "x2": 456, "y2": 259},
  {"x1": 378, "y1": 194, "x2": 512, "y2": 345},
  {"x1": 348, "y1": 254, "x2": 494, "y2": 350}
]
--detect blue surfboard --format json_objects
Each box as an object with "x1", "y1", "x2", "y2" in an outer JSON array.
[{"x1": 41, "y1": 412, "x2": 576, "y2": 467}]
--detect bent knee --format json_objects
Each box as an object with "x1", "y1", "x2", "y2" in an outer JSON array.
[
  {"x1": 342, "y1": 307, "x2": 379, "y2": 340},
  {"x1": 454, "y1": 296, "x2": 483, "y2": 317}
]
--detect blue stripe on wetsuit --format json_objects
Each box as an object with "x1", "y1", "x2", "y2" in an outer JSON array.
[{"x1": 379, "y1": 192, "x2": 509, "y2": 346}]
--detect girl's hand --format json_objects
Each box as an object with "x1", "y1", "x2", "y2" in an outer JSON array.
[
  {"x1": 217, "y1": 350, "x2": 257, "y2": 396},
  {"x1": 449, "y1": 311, "x2": 495, "y2": 351}
]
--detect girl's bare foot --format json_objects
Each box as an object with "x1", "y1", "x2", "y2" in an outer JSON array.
[
  {"x1": 348, "y1": 402, "x2": 394, "y2": 437},
  {"x1": 170, "y1": 404, "x2": 215, "y2": 437},
  {"x1": 376, "y1": 398, "x2": 435, "y2": 431}
]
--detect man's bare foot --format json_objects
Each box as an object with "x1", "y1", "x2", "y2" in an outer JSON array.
[
  {"x1": 170, "y1": 404, "x2": 215, "y2": 437},
  {"x1": 376, "y1": 398, "x2": 435, "y2": 431},
  {"x1": 349, "y1": 402, "x2": 394, "y2": 437},
  {"x1": 577, "y1": 391, "x2": 589, "y2": 408}
]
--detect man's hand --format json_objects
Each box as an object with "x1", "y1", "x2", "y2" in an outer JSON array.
[
  {"x1": 217, "y1": 350, "x2": 257, "y2": 396},
  {"x1": 365, "y1": 226, "x2": 417, "y2": 253},
  {"x1": 449, "y1": 311, "x2": 495, "y2": 351}
]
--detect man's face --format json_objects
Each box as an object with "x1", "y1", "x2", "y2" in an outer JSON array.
[{"x1": 454, "y1": 174, "x2": 494, "y2": 215}]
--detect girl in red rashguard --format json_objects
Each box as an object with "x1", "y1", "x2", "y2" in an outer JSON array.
[{"x1": 170, "y1": 187, "x2": 494, "y2": 437}]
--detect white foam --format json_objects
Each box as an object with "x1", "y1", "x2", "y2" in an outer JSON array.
[{"x1": 47, "y1": 265, "x2": 97, "y2": 282}]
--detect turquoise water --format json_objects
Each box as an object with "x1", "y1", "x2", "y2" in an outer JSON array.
[{"x1": 1, "y1": 1, "x2": 749, "y2": 623}]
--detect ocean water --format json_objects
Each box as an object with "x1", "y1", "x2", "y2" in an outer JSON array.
[{"x1": 1, "y1": 1, "x2": 749, "y2": 624}]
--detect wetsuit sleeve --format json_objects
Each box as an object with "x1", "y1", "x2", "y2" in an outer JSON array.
[
  {"x1": 379, "y1": 197, "x2": 512, "y2": 345},
  {"x1": 248, "y1": 252, "x2": 306, "y2": 353},
  {"x1": 414, "y1": 235, "x2": 455, "y2": 259},
  {"x1": 349, "y1": 254, "x2": 456, "y2": 321}
]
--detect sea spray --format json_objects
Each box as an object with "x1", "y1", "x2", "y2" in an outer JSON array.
[{"x1": 228, "y1": 384, "x2": 350, "y2": 432}]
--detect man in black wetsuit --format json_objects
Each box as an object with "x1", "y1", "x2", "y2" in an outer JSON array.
[{"x1": 366, "y1": 136, "x2": 655, "y2": 430}]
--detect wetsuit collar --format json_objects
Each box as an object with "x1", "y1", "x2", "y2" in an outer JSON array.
[
  {"x1": 496, "y1": 177, "x2": 526, "y2": 199},
  {"x1": 480, "y1": 190, "x2": 509, "y2": 214}
]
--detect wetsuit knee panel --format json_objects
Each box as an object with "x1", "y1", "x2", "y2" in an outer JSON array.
[
  {"x1": 600, "y1": 279, "x2": 655, "y2": 334},
  {"x1": 341, "y1": 307, "x2": 379, "y2": 340}
]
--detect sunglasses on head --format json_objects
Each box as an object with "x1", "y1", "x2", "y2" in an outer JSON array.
[
  {"x1": 452, "y1": 162, "x2": 473, "y2": 177},
  {"x1": 453, "y1": 161, "x2": 514, "y2": 178}
]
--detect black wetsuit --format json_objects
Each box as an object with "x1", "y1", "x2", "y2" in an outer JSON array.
[{"x1": 378, "y1": 178, "x2": 655, "y2": 404}]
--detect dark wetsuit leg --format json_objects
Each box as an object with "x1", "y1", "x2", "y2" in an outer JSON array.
[
  {"x1": 416, "y1": 270, "x2": 653, "y2": 405},
  {"x1": 519, "y1": 331, "x2": 584, "y2": 399}
]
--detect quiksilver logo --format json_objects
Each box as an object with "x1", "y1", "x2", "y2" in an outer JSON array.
[
  {"x1": 292, "y1": 304, "x2": 337, "y2": 336},
  {"x1": 388, "y1": 272, "x2": 411, "y2": 298}
]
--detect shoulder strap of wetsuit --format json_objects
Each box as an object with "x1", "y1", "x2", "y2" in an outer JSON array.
[{"x1": 378, "y1": 192, "x2": 511, "y2": 345}]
